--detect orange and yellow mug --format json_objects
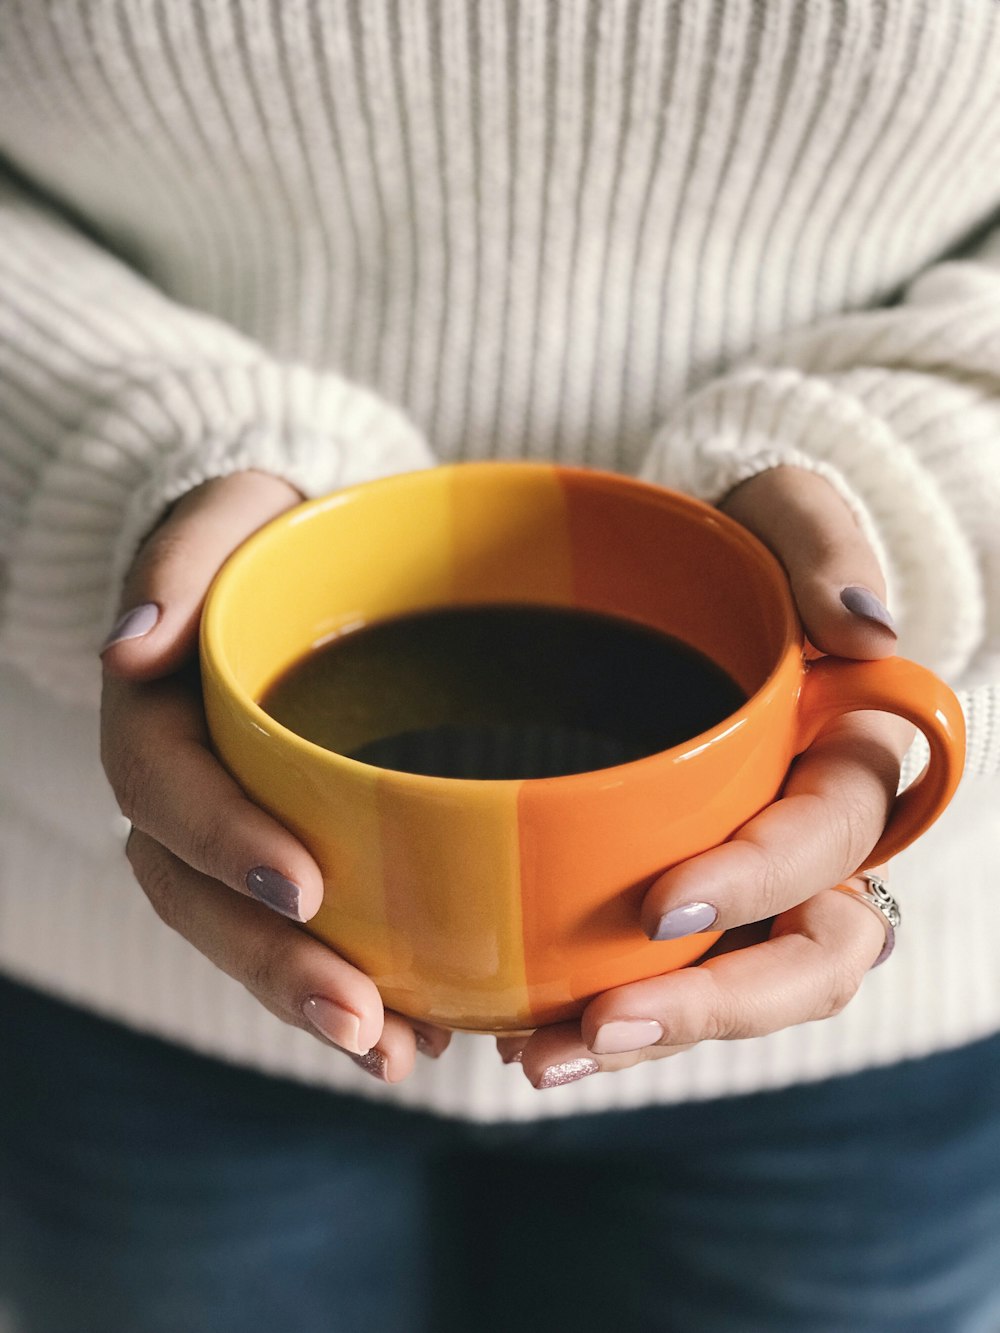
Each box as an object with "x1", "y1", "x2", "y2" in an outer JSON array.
[{"x1": 200, "y1": 463, "x2": 966, "y2": 1033}]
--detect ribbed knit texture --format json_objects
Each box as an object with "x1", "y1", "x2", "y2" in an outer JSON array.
[{"x1": 1, "y1": 0, "x2": 999, "y2": 1118}]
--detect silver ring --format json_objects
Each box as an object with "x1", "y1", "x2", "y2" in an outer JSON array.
[{"x1": 832, "y1": 873, "x2": 900, "y2": 968}]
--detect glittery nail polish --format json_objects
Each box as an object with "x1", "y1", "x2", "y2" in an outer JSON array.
[
  {"x1": 650, "y1": 900, "x2": 718, "y2": 941},
  {"x1": 245, "y1": 867, "x2": 304, "y2": 921},
  {"x1": 350, "y1": 1049, "x2": 389, "y2": 1081},
  {"x1": 840, "y1": 586, "x2": 896, "y2": 634},
  {"x1": 536, "y1": 1057, "x2": 599, "y2": 1090}
]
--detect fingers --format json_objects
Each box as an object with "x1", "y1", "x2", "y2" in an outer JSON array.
[
  {"x1": 514, "y1": 875, "x2": 887, "y2": 1088},
  {"x1": 102, "y1": 673, "x2": 326, "y2": 920},
  {"x1": 590, "y1": 878, "x2": 887, "y2": 1047},
  {"x1": 127, "y1": 829, "x2": 450, "y2": 1080},
  {"x1": 504, "y1": 1019, "x2": 697, "y2": 1088},
  {"x1": 128, "y1": 828, "x2": 381, "y2": 1050},
  {"x1": 720, "y1": 467, "x2": 896, "y2": 660},
  {"x1": 407, "y1": 1021, "x2": 454, "y2": 1061},
  {"x1": 101, "y1": 471, "x2": 303, "y2": 680},
  {"x1": 495, "y1": 1035, "x2": 528, "y2": 1065},
  {"x1": 99, "y1": 470, "x2": 320, "y2": 920},
  {"x1": 102, "y1": 469, "x2": 454, "y2": 1076},
  {"x1": 641, "y1": 710, "x2": 910, "y2": 939}
]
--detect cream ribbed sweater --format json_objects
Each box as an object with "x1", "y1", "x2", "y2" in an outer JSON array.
[{"x1": 1, "y1": 0, "x2": 999, "y2": 1120}]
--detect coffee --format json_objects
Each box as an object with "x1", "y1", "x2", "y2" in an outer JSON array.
[{"x1": 259, "y1": 604, "x2": 745, "y2": 780}]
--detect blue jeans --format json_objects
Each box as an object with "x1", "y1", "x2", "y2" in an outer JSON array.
[{"x1": 2, "y1": 977, "x2": 999, "y2": 1333}]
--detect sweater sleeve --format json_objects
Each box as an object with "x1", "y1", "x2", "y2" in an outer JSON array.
[
  {"x1": 639, "y1": 227, "x2": 1000, "y2": 779},
  {"x1": 0, "y1": 173, "x2": 435, "y2": 705}
]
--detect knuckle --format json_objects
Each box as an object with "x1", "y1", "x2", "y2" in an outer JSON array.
[
  {"x1": 741, "y1": 833, "x2": 799, "y2": 919},
  {"x1": 800, "y1": 548, "x2": 846, "y2": 593},
  {"x1": 185, "y1": 806, "x2": 231, "y2": 879},
  {"x1": 695, "y1": 973, "x2": 745, "y2": 1042},
  {"x1": 139, "y1": 525, "x2": 192, "y2": 580},
  {"x1": 832, "y1": 783, "x2": 884, "y2": 873},
  {"x1": 241, "y1": 943, "x2": 278, "y2": 1000},
  {"x1": 241, "y1": 933, "x2": 297, "y2": 1008},
  {"x1": 801, "y1": 733, "x2": 899, "y2": 874},
  {"x1": 700, "y1": 1008, "x2": 733, "y2": 1043},
  {"x1": 134, "y1": 850, "x2": 190, "y2": 938},
  {"x1": 818, "y1": 961, "x2": 860, "y2": 1020},
  {"x1": 110, "y1": 747, "x2": 150, "y2": 824}
]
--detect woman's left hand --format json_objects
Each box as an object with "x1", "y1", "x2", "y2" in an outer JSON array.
[{"x1": 497, "y1": 467, "x2": 911, "y2": 1088}]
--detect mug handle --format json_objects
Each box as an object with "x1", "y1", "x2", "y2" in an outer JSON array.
[{"x1": 796, "y1": 656, "x2": 966, "y2": 868}]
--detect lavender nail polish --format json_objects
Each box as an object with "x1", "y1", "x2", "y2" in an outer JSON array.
[
  {"x1": 101, "y1": 602, "x2": 159, "y2": 651},
  {"x1": 840, "y1": 586, "x2": 896, "y2": 634},
  {"x1": 246, "y1": 866, "x2": 304, "y2": 921},
  {"x1": 650, "y1": 901, "x2": 718, "y2": 941},
  {"x1": 536, "y1": 1057, "x2": 599, "y2": 1090}
]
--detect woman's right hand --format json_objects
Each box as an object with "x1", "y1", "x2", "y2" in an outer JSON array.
[{"x1": 100, "y1": 470, "x2": 450, "y2": 1082}]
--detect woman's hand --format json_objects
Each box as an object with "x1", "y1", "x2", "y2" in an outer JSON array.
[
  {"x1": 101, "y1": 471, "x2": 450, "y2": 1082},
  {"x1": 498, "y1": 467, "x2": 910, "y2": 1088}
]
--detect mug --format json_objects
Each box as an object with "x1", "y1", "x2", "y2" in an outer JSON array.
[{"x1": 200, "y1": 463, "x2": 966, "y2": 1032}]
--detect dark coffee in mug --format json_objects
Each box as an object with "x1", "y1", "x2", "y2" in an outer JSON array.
[{"x1": 259, "y1": 603, "x2": 746, "y2": 780}]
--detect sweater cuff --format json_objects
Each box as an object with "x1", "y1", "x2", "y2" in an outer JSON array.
[
  {"x1": 638, "y1": 368, "x2": 984, "y2": 683},
  {"x1": 0, "y1": 361, "x2": 433, "y2": 706},
  {"x1": 642, "y1": 439, "x2": 893, "y2": 586}
]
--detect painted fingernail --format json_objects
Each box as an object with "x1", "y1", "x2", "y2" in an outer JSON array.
[
  {"x1": 350, "y1": 1048, "x2": 389, "y2": 1081},
  {"x1": 535, "y1": 1057, "x2": 599, "y2": 1090},
  {"x1": 501, "y1": 1048, "x2": 524, "y2": 1065},
  {"x1": 840, "y1": 586, "x2": 896, "y2": 634},
  {"x1": 246, "y1": 866, "x2": 304, "y2": 921},
  {"x1": 302, "y1": 996, "x2": 364, "y2": 1054},
  {"x1": 100, "y1": 602, "x2": 159, "y2": 652},
  {"x1": 650, "y1": 901, "x2": 718, "y2": 941},
  {"x1": 414, "y1": 1031, "x2": 439, "y2": 1058},
  {"x1": 590, "y1": 1019, "x2": 664, "y2": 1055}
]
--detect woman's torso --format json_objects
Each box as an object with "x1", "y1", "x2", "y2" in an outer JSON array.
[{"x1": 2, "y1": 0, "x2": 999, "y2": 472}]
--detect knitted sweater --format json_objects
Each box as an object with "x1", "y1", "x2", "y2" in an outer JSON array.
[{"x1": 1, "y1": 0, "x2": 999, "y2": 1121}]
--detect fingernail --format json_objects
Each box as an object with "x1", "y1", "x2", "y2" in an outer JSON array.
[
  {"x1": 350, "y1": 1048, "x2": 389, "y2": 1081},
  {"x1": 840, "y1": 586, "x2": 896, "y2": 634},
  {"x1": 414, "y1": 1031, "x2": 439, "y2": 1058},
  {"x1": 535, "y1": 1057, "x2": 599, "y2": 1090},
  {"x1": 302, "y1": 996, "x2": 364, "y2": 1054},
  {"x1": 246, "y1": 866, "x2": 304, "y2": 921},
  {"x1": 501, "y1": 1048, "x2": 524, "y2": 1065},
  {"x1": 100, "y1": 602, "x2": 159, "y2": 652},
  {"x1": 650, "y1": 901, "x2": 718, "y2": 941},
  {"x1": 590, "y1": 1019, "x2": 664, "y2": 1055}
]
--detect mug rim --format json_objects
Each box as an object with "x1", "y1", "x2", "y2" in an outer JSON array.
[{"x1": 200, "y1": 462, "x2": 804, "y2": 789}]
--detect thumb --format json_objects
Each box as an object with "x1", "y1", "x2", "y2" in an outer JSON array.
[
  {"x1": 101, "y1": 471, "x2": 303, "y2": 681},
  {"x1": 720, "y1": 467, "x2": 897, "y2": 661}
]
